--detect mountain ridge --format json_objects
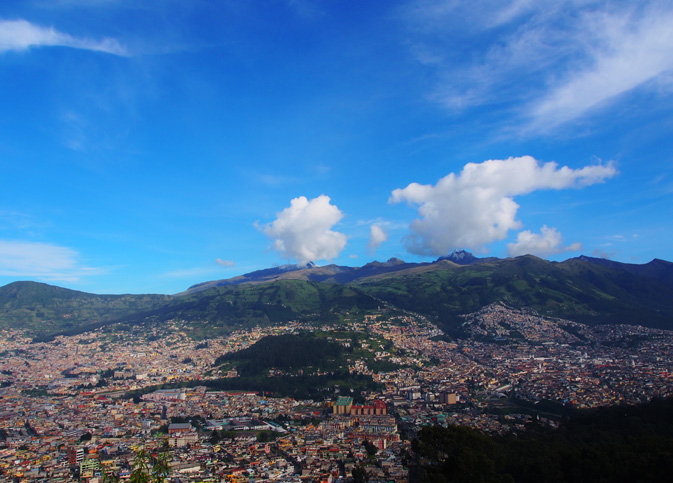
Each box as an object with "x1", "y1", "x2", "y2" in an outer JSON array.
[
  {"x1": 2, "y1": 253, "x2": 673, "y2": 339},
  {"x1": 182, "y1": 250, "x2": 500, "y2": 295}
]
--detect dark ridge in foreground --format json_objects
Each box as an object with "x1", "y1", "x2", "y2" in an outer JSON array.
[{"x1": 412, "y1": 396, "x2": 673, "y2": 483}]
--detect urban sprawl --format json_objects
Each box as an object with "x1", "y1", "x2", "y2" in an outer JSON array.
[{"x1": 1, "y1": 303, "x2": 673, "y2": 482}]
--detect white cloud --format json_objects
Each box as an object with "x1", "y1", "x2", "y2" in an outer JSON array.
[
  {"x1": 593, "y1": 248, "x2": 616, "y2": 259},
  {"x1": 405, "y1": 1, "x2": 673, "y2": 131},
  {"x1": 215, "y1": 258, "x2": 235, "y2": 267},
  {"x1": 0, "y1": 240, "x2": 102, "y2": 282},
  {"x1": 0, "y1": 19, "x2": 127, "y2": 55},
  {"x1": 390, "y1": 155, "x2": 617, "y2": 256},
  {"x1": 529, "y1": 5, "x2": 673, "y2": 130},
  {"x1": 367, "y1": 225, "x2": 388, "y2": 254},
  {"x1": 262, "y1": 195, "x2": 347, "y2": 263},
  {"x1": 507, "y1": 225, "x2": 582, "y2": 257}
]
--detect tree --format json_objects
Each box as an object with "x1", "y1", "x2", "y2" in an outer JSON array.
[
  {"x1": 352, "y1": 465, "x2": 368, "y2": 483},
  {"x1": 413, "y1": 425, "x2": 504, "y2": 483},
  {"x1": 363, "y1": 439, "x2": 378, "y2": 457},
  {"x1": 101, "y1": 448, "x2": 169, "y2": 483}
]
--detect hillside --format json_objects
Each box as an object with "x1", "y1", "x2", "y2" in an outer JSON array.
[
  {"x1": 0, "y1": 281, "x2": 170, "y2": 336},
  {"x1": 574, "y1": 255, "x2": 673, "y2": 286},
  {"x1": 413, "y1": 397, "x2": 673, "y2": 483},
  {"x1": 214, "y1": 333, "x2": 344, "y2": 376},
  {"x1": 180, "y1": 250, "x2": 498, "y2": 295},
  {"x1": 355, "y1": 255, "x2": 673, "y2": 333},
  {"x1": 142, "y1": 279, "x2": 379, "y2": 332},
  {"x1": 2, "y1": 254, "x2": 673, "y2": 339},
  {"x1": 0, "y1": 279, "x2": 380, "y2": 340}
]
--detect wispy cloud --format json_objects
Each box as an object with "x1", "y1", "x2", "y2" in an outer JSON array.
[
  {"x1": 356, "y1": 218, "x2": 408, "y2": 231},
  {"x1": 159, "y1": 266, "x2": 221, "y2": 279},
  {"x1": 0, "y1": 209, "x2": 42, "y2": 231},
  {"x1": 404, "y1": 1, "x2": 673, "y2": 132},
  {"x1": 593, "y1": 248, "x2": 616, "y2": 259},
  {"x1": 0, "y1": 240, "x2": 105, "y2": 282},
  {"x1": 528, "y1": 5, "x2": 673, "y2": 131},
  {"x1": 258, "y1": 173, "x2": 300, "y2": 186},
  {"x1": 0, "y1": 19, "x2": 127, "y2": 55},
  {"x1": 215, "y1": 258, "x2": 235, "y2": 267}
]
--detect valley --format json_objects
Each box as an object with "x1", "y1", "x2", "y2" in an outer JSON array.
[{"x1": 2, "y1": 296, "x2": 673, "y2": 481}]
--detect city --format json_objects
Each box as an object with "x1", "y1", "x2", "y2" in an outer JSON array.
[{"x1": 2, "y1": 303, "x2": 672, "y2": 481}]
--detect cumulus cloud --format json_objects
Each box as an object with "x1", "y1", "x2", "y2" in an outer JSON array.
[
  {"x1": 507, "y1": 225, "x2": 582, "y2": 257},
  {"x1": 0, "y1": 19, "x2": 127, "y2": 55},
  {"x1": 215, "y1": 258, "x2": 235, "y2": 267},
  {"x1": 0, "y1": 240, "x2": 102, "y2": 282},
  {"x1": 367, "y1": 225, "x2": 388, "y2": 254},
  {"x1": 262, "y1": 195, "x2": 347, "y2": 263},
  {"x1": 390, "y1": 156, "x2": 617, "y2": 256}
]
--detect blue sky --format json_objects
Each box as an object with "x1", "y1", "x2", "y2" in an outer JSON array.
[{"x1": 1, "y1": 0, "x2": 672, "y2": 294}]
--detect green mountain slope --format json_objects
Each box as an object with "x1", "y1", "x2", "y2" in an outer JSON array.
[
  {"x1": 355, "y1": 255, "x2": 673, "y2": 332},
  {"x1": 139, "y1": 279, "x2": 379, "y2": 331},
  {"x1": 2, "y1": 255, "x2": 673, "y2": 339},
  {"x1": 0, "y1": 280, "x2": 379, "y2": 339},
  {"x1": 0, "y1": 281, "x2": 170, "y2": 336}
]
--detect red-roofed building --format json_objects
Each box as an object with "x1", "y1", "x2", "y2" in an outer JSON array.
[{"x1": 350, "y1": 399, "x2": 387, "y2": 416}]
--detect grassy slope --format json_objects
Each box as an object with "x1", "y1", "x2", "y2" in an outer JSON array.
[
  {"x1": 3, "y1": 256, "x2": 673, "y2": 338},
  {"x1": 0, "y1": 279, "x2": 382, "y2": 339},
  {"x1": 0, "y1": 281, "x2": 170, "y2": 335},
  {"x1": 355, "y1": 256, "x2": 673, "y2": 332},
  {"x1": 148, "y1": 280, "x2": 378, "y2": 328}
]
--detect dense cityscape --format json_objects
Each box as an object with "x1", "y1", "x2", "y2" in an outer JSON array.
[
  {"x1": 3, "y1": 0, "x2": 673, "y2": 481},
  {"x1": 2, "y1": 303, "x2": 672, "y2": 482}
]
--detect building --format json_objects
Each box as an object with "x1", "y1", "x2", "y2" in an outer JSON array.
[
  {"x1": 168, "y1": 423, "x2": 193, "y2": 435},
  {"x1": 168, "y1": 432, "x2": 199, "y2": 448},
  {"x1": 351, "y1": 399, "x2": 387, "y2": 416},
  {"x1": 333, "y1": 396, "x2": 353, "y2": 415},
  {"x1": 439, "y1": 392, "x2": 458, "y2": 405},
  {"x1": 67, "y1": 446, "x2": 84, "y2": 465}
]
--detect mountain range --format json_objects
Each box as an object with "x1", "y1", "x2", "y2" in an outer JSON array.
[
  {"x1": 1, "y1": 251, "x2": 673, "y2": 340},
  {"x1": 180, "y1": 250, "x2": 499, "y2": 294}
]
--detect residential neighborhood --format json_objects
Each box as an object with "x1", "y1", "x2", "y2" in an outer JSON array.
[{"x1": 2, "y1": 304, "x2": 673, "y2": 481}]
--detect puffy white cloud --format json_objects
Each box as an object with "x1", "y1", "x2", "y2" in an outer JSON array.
[
  {"x1": 390, "y1": 156, "x2": 617, "y2": 256},
  {"x1": 262, "y1": 195, "x2": 347, "y2": 263},
  {"x1": 0, "y1": 19, "x2": 126, "y2": 55},
  {"x1": 367, "y1": 225, "x2": 388, "y2": 254},
  {"x1": 0, "y1": 240, "x2": 102, "y2": 282},
  {"x1": 507, "y1": 225, "x2": 582, "y2": 257}
]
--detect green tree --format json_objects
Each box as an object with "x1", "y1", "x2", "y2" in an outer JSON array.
[
  {"x1": 101, "y1": 448, "x2": 169, "y2": 483},
  {"x1": 413, "y1": 425, "x2": 506, "y2": 483},
  {"x1": 352, "y1": 465, "x2": 368, "y2": 483}
]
